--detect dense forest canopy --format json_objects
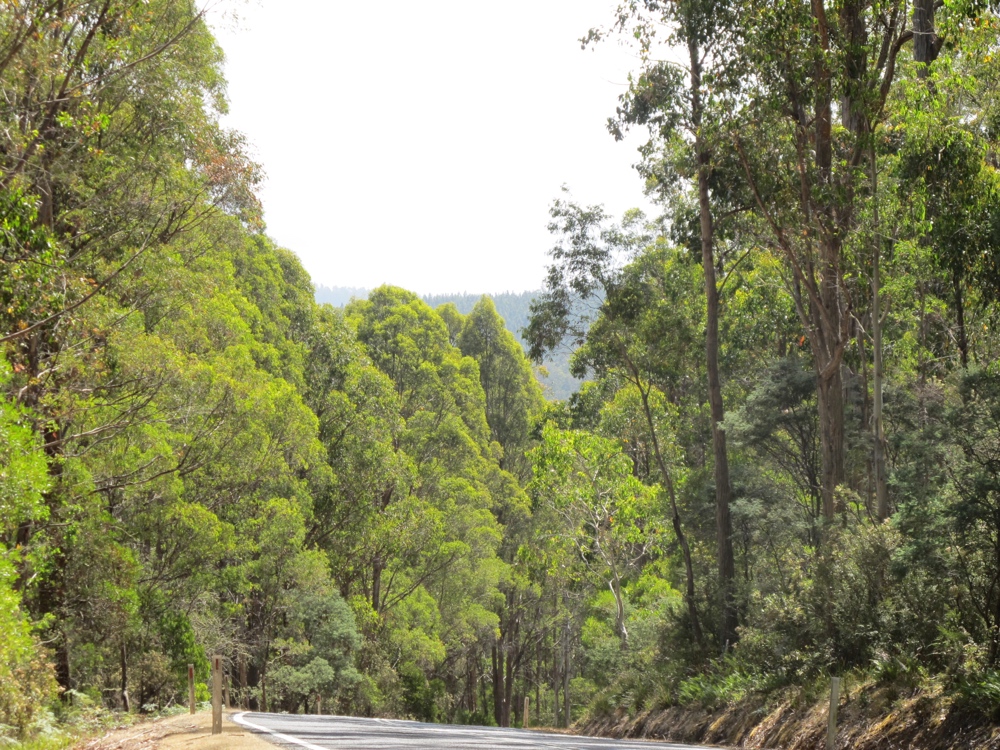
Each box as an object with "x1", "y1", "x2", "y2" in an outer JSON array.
[
  {"x1": 314, "y1": 286, "x2": 583, "y2": 400},
  {"x1": 4, "y1": 0, "x2": 1000, "y2": 746}
]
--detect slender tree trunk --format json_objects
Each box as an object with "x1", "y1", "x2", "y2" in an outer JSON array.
[
  {"x1": 688, "y1": 35, "x2": 737, "y2": 649},
  {"x1": 871, "y1": 149, "x2": 889, "y2": 520},
  {"x1": 261, "y1": 650, "x2": 269, "y2": 713},
  {"x1": 239, "y1": 653, "x2": 248, "y2": 708},
  {"x1": 492, "y1": 641, "x2": 504, "y2": 726},
  {"x1": 610, "y1": 574, "x2": 628, "y2": 649},
  {"x1": 55, "y1": 636, "x2": 71, "y2": 695},
  {"x1": 812, "y1": 198, "x2": 848, "y2": 521},
  {"x1": 120, "y1": 642, "x2": 130, "y2": 712},
  {"x1": 534, "y1": 645, "x2": 540, "y2": 720},
  {"x1": 633, "y1": 381, "x2": 704, "y2": 644},
  {"x1": 552, "y1": 642, "x2": 560, "y2": 728},
  {"x1": 552, "y1": 664, "x2": 562, "y2": 727},
  {"x1": 371, "y1": 557, "x2": 383, "y2": 614},
  {"x1": 562, "y1": 622, "x2": 570, "y2": 728},
  {"x1": 817, "y1": 363, "x2": 846, "y2": 520},
  {"x1": 858, "y1": 322, "x2": 873, "y2": 510},
  {"x1": 816, "y1": 278, "x2": 848, "y2": 517},
  {"x1": 954, "y1": 271, "x2": 969, "y2": 369},
  {"x1": 480, "y1": 658, "x2": 490, "y2": 719},
  {"x1": 551, "y1": 601, "x2": 560, "y2": 727},
  {"x1": 503, "y1": 638, "x2": 514, "y2": 727}
]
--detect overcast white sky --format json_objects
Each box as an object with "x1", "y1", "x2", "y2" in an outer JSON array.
[{"x1": 209, "y1": 1, "x2": 652, "y2": 294}]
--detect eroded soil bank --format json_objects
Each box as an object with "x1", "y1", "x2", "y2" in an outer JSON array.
[{"x1": 580, "y1": 685, "x2": 1000, "y2": 749}]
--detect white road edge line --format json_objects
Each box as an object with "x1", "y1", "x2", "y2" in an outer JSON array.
[{"x1": 232, "y1": 712, "x2": 328, "y2": 750}]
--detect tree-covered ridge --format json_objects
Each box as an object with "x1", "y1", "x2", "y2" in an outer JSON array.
[
  {"x1": 315, "y1": 286, "x2": 583, "y2": 400},
  {"x1": 314, "y1": 285, "x2": 370, "y2": 308}
]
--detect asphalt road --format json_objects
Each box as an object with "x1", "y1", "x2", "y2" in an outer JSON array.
[{"x1": 231, "y1": 712, "x2": 723, "y2": 750}]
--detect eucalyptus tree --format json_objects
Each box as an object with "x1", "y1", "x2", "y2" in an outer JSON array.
[
  {"x1": 593, "y1": 0, "x2": 747, "y2": 645},
  {"x1": 530, "y1": 424, "x2": 665, "y2": 649},
  {"x1": 347, "y1": 287, "x2": 520, "y2": 717},
  {"x1": 609, "y1": 0, "x2": 990, "y2": 522},
  {"x1": 723, "y1": 0, "x2": 986, "y2": 521},
  {"x1": 455, "y1": 297, "x2": 544, "y2": 726},
  {"x1": 459, "y1": 297, "x2": 544, "y2": 480},
  {"x1": 527, "y1": 202, "x2": 707, "y2": 645}
]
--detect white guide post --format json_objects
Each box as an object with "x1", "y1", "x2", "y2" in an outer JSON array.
[{"x1": 827, "y1": 676, "x2": 840, "y2": 750}]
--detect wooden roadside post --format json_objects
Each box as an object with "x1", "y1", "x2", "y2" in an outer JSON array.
[
  {"x1": 523, "y1": 696, "x2": 529, "y2": 728},
  {"x1": 211, "y1": 655, "x2": 223, "y2": 735},
  {"x1": 188, "y1": 664, "x2": 195, "y2": 714},
  {"x1": 827, "y1": 676, "x2": 840, "y2": 750}
]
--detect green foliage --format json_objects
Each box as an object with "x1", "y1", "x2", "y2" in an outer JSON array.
[
  {"x1": 0, "y1": 356, "x2": 49, "y2": 537},
  {"x1": 9, "y1": 0, "x2": 1000, "y2": 738},
  {"x1": 0, "y1": 354, "x2": 57, "y2": 739},
  {"x1": 318, "y1": 286, "x2": 583, "y2": 399},
  {"x1": 0, "y1": 555, "x2": 59, "y2": 740}
]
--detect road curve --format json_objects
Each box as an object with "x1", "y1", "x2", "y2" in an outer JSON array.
[{"x1": 231, "y1": 712, "x2": 724, "y2": 750}]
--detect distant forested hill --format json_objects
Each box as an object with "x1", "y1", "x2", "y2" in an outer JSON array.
[
  {"x1": 314, "y1": 285, "x2": 370, "y2": 307},
  {"x1": 315, "y1": 285, "x2": 582, "y2": 399}
]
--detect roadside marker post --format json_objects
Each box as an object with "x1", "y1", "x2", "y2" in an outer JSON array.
[
  {"x1": 523, "y1": 696, "x2": 529, "y2": 728},
  {"x1": 188, "y1": 664, "x2": 195, "y2": 714},
  {"x1": 212, "y1": 655, "x2": 223, "y2": 735},
  {"x1": 827, "y1": 676, "x2": 840, "y2": 750}
]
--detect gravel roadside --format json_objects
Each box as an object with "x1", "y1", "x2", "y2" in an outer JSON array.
[{"x1": 75, "y1": 710, "x2": 274, "y2": 750}]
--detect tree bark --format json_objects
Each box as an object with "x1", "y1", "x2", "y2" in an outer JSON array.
[
  {"x1": 55, "y1": 637, "x2": 71, "y2": 695},
  {"x1": 817, "y1": 361, "x2": 846, "y2": 520},
  {"x1": 491, "y1": 641, "x2": 504, "y2": 726},
  {"x1": 503, "y1": 635, "x2": 514, "y2": 727},
  {"x1": 629, "y1": 372, "x2": 704, "y2": 644},
  {"x1": 239, "y1": 653, "x2": 248, "y2": 709},
  {"x1": 371, "y1": 556, "x2": 383, "y2": 614},
  {"x1": 552, "y1": 640, "x2": 560, "y2": 728},
  {"x1": 954, "y1": 271, "x2": 969, "y2": 369},
  {"x1": 871, "y1": 148, "x2": 889, "y2": 520},
  {"x1": 562, "y1": 622, "x2": 571, "y2": 728},
  {"x1": 120, "y1": 642, "x2": 131, "y2": 712},
  {"x1": 261, "y1": 666, "x2": 268, "y2": 713},
  {"x1": 610, "y1": 574, "x2": 628, "y2": 649},
  {"x1": 534, "y1": 644, "x2": 540, "y2": 721},
  {"x1": 913, "y1": 0, "x2": 938, "y2": 78},
  {"x1": 813, "y1": 0, "x2": 848, "y2": 521}
]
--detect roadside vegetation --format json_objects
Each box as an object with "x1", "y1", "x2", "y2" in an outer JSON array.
[{"x1": 4, "y1": 1, "x2": 1000, "y2": 749}]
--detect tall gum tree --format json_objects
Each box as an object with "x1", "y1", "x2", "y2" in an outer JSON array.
[
  {"x1": 457, "y1": 297, "x2": 542, "y2": 726},
  {"x1": 594, "y1": 0, "x2": 742, "y2": 645},
  {"x1": 721, "y1": 0, "x2": 957, "y2": 520}
]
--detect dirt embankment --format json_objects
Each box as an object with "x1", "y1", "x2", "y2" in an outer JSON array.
[
  {"x1": 580, "y1": 686, "x2": 1000, "y2": 749},
  {"x1": 74, "y1": 710, "x2": 272, "y2": 750}
]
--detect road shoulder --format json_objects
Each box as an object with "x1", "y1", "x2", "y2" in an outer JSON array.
[{"x1": 75, "y1": 710, "x2": 274, "y2": 750}]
